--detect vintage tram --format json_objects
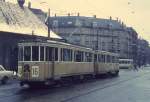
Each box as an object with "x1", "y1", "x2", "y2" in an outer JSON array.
[
  {"x1": 119, "y1": 59, "x2": 134, "y2": 69},
  {"x1": 18, "y1": 40, "x2": 119, "y2": 86}
]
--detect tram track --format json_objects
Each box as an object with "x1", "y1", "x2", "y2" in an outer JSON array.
[
  {"x1": 0, "y1": 70, "x2": 149, "y2": 102},
  {"x1": 61, "y1": 70, "x2": 150, "y2": 102}
]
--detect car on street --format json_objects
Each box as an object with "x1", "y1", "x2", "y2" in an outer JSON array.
[{"x1": 0, "y1": 65, "x2": 14, "y2": 84}]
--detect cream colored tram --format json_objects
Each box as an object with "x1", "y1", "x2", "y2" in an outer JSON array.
[
  {"x1": 94, "y1": 51, "x2": 119, "y2": 75},
  {"x1": 18, "y1": 40, "x2": 95, "y2": 86},
  {"x1": 119, "y1": 59, "x2": 134, "y2": 69},
  {"x1": 18, "y1": 40, "x2": 119, "y2": 86}
]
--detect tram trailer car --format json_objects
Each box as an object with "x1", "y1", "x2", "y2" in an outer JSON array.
[
  {"x1": 119, "y1": 59, "x2": 134, "y2": 69},
  {"x1": 18, "y1": 40, "x2": 119, "y2": 86}
]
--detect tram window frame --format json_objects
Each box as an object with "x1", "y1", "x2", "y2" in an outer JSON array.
[
  {"x1": 18, "y1": 46, "x2": 23, "y2": 61},
  {"x1": 24, "y1": 46, "x2": 31, "y2": 61},
  {"x1": 45, "y1": 47, "x2": 58, "y2": 61},
  {"x1": 94, "y1": 54, "x2": 97, "y2": 62},
  {"x1": 85, "y1": 52, "x2": 92, "y2": 62},
  {"x1": 40, "y1": 46, "x2": 44, "y2": 61},
  {"x1": 107, "y1": 55, "x2": 111, "y2": 63},
  {"x1": 55, "y1": 48, "x2": 58, "y2": 61},
  {"x1": 113, "y1": 56, "x2": 117, "y2": 63},
  {"x1": 32, "y1": 46, "x2": 39, "y2": 61},
  {"x1": 74, "y1": 51, "x2": 84, "y2": 62},
  {"x1": 61, "y1": 48, "x2": 72, "y2": 61},
  {"x1": 98, "y1": 54, "x2": 101, "y2": 62},
  {"x1": 101, "y1": 54, "x2": 105, "y2": 63}
]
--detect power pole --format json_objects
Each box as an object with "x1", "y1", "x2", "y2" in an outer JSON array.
[{"x1": 96, "y1": 28, "x2": 99, "y2": 50}]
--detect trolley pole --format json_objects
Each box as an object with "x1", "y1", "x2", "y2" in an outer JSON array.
[{"x1": 48, "y1": 8, "x2": 50, "y2": 38}]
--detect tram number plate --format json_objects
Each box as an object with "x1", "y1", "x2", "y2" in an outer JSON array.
[{"x1": 32, "y1": 66, "x2": 39, "y2": 78}]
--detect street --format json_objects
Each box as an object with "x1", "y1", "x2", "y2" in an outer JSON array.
[{"x1": 0, "y1": 68, "x2": 150, "y2": 102}]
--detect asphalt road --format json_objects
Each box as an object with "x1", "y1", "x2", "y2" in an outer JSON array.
[{"x1": 0, "y1": 67, "x2": 150, "y2": 102}]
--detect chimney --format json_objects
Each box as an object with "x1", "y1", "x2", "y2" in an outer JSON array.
[
  {"x1": 93, "y1": 15, "x2": 96, "y2": 18},
  {"x1": 68, "y1": 13, "x2": 70, "y2": 16},
  {"x1": 116, "y1": 17, "x2": 118, "y2": 22},
  {"x1": 110, "y1": 16, "x2": 112, "y2": 20},
  {"x1": 77, "y1": 12, "x2": 80, "y2": 17},
  {"x1": 122, "y1": 22, "x2": 124, "y2": 28},
  {"x1": 28, "y1": 2, "x2": 31, "y2": 8},
  {"x1": 54, "y1": 13, "x2": 57, "y2": 17}
]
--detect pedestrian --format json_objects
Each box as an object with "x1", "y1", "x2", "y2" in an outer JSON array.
[{"x1": 134, "y1": 64, "x2": 138, "y2": 71}]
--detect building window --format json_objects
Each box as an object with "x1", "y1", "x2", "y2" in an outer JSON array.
[{"x1": 52, "y1": 20, "x2": 58, "y2": 27}]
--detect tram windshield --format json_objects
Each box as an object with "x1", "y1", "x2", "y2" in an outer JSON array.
[
  {"x1": 32, "y1": 46, "x2": 39, "y2": 61},
  {"x1": 24, "y1": 46, "x2": 31, "y2": 61},
  {"x1": 18, "y1": 46, "x2": 58, "y2": 61}
]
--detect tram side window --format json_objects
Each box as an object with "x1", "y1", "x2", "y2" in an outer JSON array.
[
  {"x1": 40, "y1": 46, "x2": 44, "y2": 61},
  {"x1": 101, "y1": 55, "x2": 105, "y2": 63},
  {"x1": 98, "y1": 54, "x2": 101, "y2": 62},
  {"x1": 61, "y1": 48, "x2": 72, "y2": 61},
  {"x1": 24, "y1": 46, "x2": 31, "y2": 61},
  {"x1": 85, "y1": 52, "x2": 92, "y2": 62},
  {"x1": 32, "y1": 46, "x2": 39, "y2": 61},
  {"x1": 74, "y1": 51, "x2": 84, "y2": 62},
  {"x1": 55, "y1": 48, "x2": 58, "y2": 61},
  {"x1": 112, "y1": 56, "x2": 115, "y2": 63},
  {"x1": 116, "y1": 57, "x2": 119, "y2": 63},
  {"x1": 46, "y1": 47, "x2": 58, "y2": 61},
  {"x1": 94, "y1": 54, "x2": 97, "y2": 62},
  {"x1": 46, "y1": 47, "x2": 53, "y2": 61},
  {"x1": 18, "y1": 46, "x2": 23, "y2": 61},
  {"x1": 107, "y1": 55, "x2": 111, "y2": 63}
]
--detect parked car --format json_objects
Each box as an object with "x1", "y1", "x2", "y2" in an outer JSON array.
[{"x1": 0, "y1": 65, "x2": 14, "y2": 84}]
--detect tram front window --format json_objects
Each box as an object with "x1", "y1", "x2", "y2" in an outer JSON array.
[
  {"x1": 18, "y1": 46, "x2": 23, "y2": 61},
  {"x1": 32, "y1": 46, "x2": 39, "y2": 61},
  {"x1": 24, "y1": 46, "x2": 31, "y2": 61}
]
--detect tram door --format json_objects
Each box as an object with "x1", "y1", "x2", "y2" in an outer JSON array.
[
  {"x1": 22, "y1": 46, "x2": 31, "y2": 80},
  {"x1": 45, "y1": 47, "x2": 57, "y2": 79}
]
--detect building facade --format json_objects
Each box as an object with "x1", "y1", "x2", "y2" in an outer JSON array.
[
  {"x1": 137, "y1": 39, "x2": 149, "y2": 67},
  {"x1": 47, "y1": 15, "x2": 138, "y2": 62}
]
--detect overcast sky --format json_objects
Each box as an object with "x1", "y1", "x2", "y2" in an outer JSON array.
[{"x1": 9, "y1": 0, "x2": 150, "y2": 43}]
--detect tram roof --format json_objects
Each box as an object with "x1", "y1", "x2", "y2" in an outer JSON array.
[
  {"x1": 95, "y1": 50, "x2": 119, "y2": 56},
  {"x1": 18, "y1": 39, "x2": 93, "y2": 51},
  {"x1": 19, "y1": 40, "x2": 119, "y2": 55},
  {"x1": 119, "y1": 59, "x2": 133, "y2": 61}
]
